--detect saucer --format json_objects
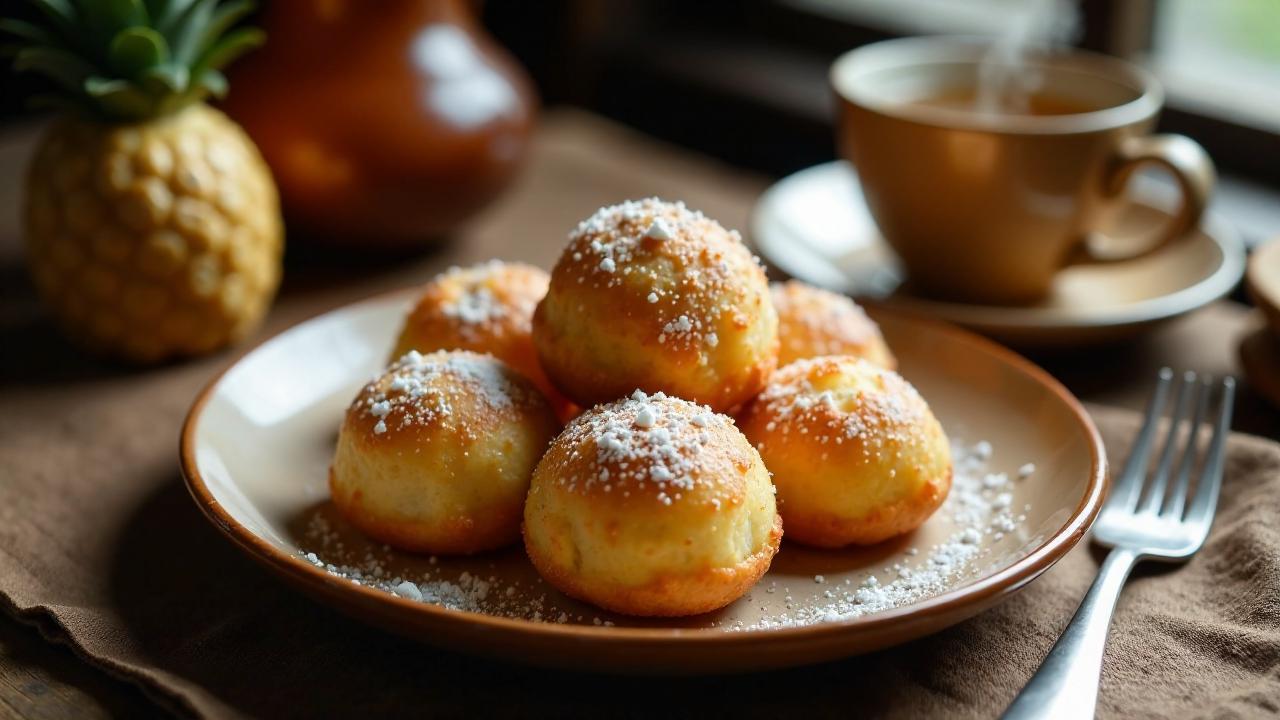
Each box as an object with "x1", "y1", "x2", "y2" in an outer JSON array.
[{"x1": 751, "y1": 161, "x2": 1247, "y2": 348}]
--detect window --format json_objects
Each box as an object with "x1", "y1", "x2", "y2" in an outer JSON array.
[
  {"x1": 780, "y1": 0, "x2": 1280, "y2": 135},
  {"x1": 769, "y1": 0, "x2": 1280, "y2": 187},
  {"x1": 538, "y1": 0, "x2": 1280, "y2": 199},
  {"x1": 1150, "y1": 0, "x2": 1280, "y2": 133}
]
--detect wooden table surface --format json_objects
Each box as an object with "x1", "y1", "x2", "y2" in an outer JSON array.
[{"x1": 0, "y1": 110, "x2": 1276, "y2": 718}]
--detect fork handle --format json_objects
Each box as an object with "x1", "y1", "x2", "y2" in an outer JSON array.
[{"x1": 1002, "y1": 547, "x2": 1139, "y2": 720}]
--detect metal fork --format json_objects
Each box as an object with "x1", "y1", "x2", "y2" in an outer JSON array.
[{"x1": 1003, "y1": 368, "x2": 1235, "y2": 720}]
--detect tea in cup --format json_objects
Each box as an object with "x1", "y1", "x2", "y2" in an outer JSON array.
[{"x1": 832, "y1": 37, "x2": 1214, "y2": 305}]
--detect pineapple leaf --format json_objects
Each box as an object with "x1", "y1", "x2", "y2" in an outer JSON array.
[
  {"x1": 22, "y1": 0, "x2": 88, "y2": 58},
  {"x1": 192, "y1": 26, "x2": 261, "y2": 74},
  {"x1": 23, "y1": 0, "x2": 77, "y2": 32},
  {"x1": 155, "y1": 64, "x2": 203, "y2": 114},
  {"x1": 195, "y1": 66, "x2": 225, "y2": 97},
  {"x1": 108, "y1": 26, "x2": 168, "y2": 77},
  {"x1": 80, "y1": 0, "x2": 149, "y2": 42},
  {"x1": 140, "y1": 0, "x2": 166, "y2": 18},
  {"x1": 142, "y1": 62, "x2": 188, "y2": 93},
  {"x1": 153, "y1": 0, "x2": 198, "y2": 34},
  {"x1": 13, "y1": 45, "x2": 94, "y2": 93},
  {"x1": 112, "y1": 0, "x2": 151, "y2": 26},
  {"x1": 85, "y1": 74, "x2": 154, "y2": 118},
  {"x1": 84, "y1": 74, "x2": 126, "y2": 94},
  {"x1": 22, "y1": 0, "x2": 100, "y2": 68},
  {"x1": 7, "y1": 0, "x2": 262, "y2": 121},
  {"x1": 0, "y1": 18, "x2": 54, "y2": 45},
  {"x1": 197, "y1": 0, "x2": 252, "y2": 57},
  {"x1": 166, "y1": 0, "x2": 215, "y2": 64}
]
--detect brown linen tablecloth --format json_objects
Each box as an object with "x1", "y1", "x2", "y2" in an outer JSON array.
[
  {"x1": 2, "y1": 401, "x2": 1278, "y2": 719},
  {"x1": 2, "y1": 111, "x2": 1279, "y2": 718}
]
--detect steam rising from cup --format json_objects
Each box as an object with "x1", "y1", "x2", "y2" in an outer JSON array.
[{"x1": 975, "y1": 0, "x2": 1081, "y2": 114}]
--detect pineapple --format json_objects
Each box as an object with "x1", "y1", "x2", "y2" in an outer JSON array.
[{"x1": 3, "y1": 0, "x2": 282, "y2": 362}]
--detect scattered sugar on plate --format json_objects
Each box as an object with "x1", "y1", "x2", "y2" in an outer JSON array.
[
  {"x1": 732, "y1": 438, "x2": 1034, "y2": 631},
  {"x1": 392, "y1": 580, "x2": 423, "y2": 601},
  {"x1": 300, "y1": 438, "x2": 1031, "y2": 629}
]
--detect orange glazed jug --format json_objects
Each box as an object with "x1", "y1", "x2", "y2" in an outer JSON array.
[{"x1": 222, "y1": 0, "x2": 536, "y2": 247}]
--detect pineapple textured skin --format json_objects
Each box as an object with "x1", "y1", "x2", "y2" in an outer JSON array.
[{"x1": 24, "y1": 103, "x2": 283, "y2": 363}]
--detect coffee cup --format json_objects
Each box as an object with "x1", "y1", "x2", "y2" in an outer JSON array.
[{"x1": 832, "y1": 37, "x2": 1214, "y2": 305}]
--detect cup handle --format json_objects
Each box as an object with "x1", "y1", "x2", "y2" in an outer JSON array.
[{"x1": 1076, "y1": 134, "x2": 1216, "y2": 263}]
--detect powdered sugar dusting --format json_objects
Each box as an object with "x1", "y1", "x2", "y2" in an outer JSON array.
[
  {"x1": 354, "y1": 350, "x2": 529, "y2": 433},
  {"x1": 431, "y1": 260, "x2": 538, "y2": 341},
  {"x1": 552, "y1": 390, "x2": 732, "y2": 505},
  {"x1": 645, "y1": 218, "x2": 674, "y2": 240},
  {"x1": 441, "y1": 286, "x2": 501, "y2": 330},
  {"x1": 772, "y1": 281, "x2": 884, "y2": 359},
  {"x1": 751, "y1": 359, "x2": 928, "y2": 453},
  {"x1": 729, "y1": 438, "x2": 1033, "y2": 630},
  {"x1": 407, "y1": 258, "x2": 547, "y2": 345},
  {"x1": 562, "y1": 198, "x2": 756, "y2": 352}
]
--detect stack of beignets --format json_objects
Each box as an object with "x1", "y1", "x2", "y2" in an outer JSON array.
[{"x1": 328, "y1": 197, "x2": 954, "y2": 618}]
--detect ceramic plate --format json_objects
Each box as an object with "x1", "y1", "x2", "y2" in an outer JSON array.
[
  {"x1": 752, "y1": 161, "x2": 1246, "y2": 348},
  {"x1": 181, "y1": 290, "x2": 1106, "y2": 672}
]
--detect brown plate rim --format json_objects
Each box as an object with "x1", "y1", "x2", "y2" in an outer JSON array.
[{"x1": 179, "y1": 287, "x2": 1108, "y2": 646}]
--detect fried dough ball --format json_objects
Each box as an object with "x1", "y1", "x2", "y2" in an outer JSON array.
[
  {"x1": 533, "y1": 198, "x2": 778, "y2": 413},
  {"x1": 523, "y1": 391, "x2": 782, "y2": 616},
  {"x1": 391, "y1": 261, "x2": 575, "y2": 420},
  {"x1": 771, "y1": 281, "x2": 895, "y2": 369},
  {"x1": 330, "y1": 350, "x2": 559, "y2": 555},
  {"x1": 740, "y1": 356, "x2": 950, "y2": 547}
]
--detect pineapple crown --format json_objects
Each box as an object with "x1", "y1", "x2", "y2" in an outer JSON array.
[{"x1": 1, "y1": 0, "x2": 263, "y2": 122}]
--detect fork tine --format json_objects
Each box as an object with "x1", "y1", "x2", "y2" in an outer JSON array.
[
  {"x1": 1184, "y1": 377, "x2": 1235, "y2": 526},
  {"x1": 1162, "y1": 377, "x2": 1212, "y2": 518},
  {"x1": 1138, "y1": 371, "x2": 1197, "y2": 514},
  {"x1": 1106, "y1": 368, "x2": 1174, "y2": 512}
]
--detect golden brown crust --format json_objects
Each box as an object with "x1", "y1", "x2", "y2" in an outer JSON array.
[
  {"x1": 771, "y1": 280, "x2": 895, "y2": 369},
  {"x1": 342, "y1": 350, "x2": 552, "y2": 446},
  {"x1": 780, "y1": 468, "x2": 951, "y2": 547},
  {"x1": 330, "y1": 467, "x2": 524, "y2": 554},
  {"x1": 740, "y1": 356, "x2": 931, "y2": 448},
  {"x1": 523, "y1": 514, "x2": 782, "y2": 616},
  {"x1": 391, "y1": 261, "x2": 574, "y2": 420},
  {"x1": 532, "y1": 198, "x2": 778, "y2": 413},
  {"x1": 522, "y1": 392, "x2": 782, "y2": 615},
  {"x1": 330, "y1": 350, "x2": 559, "y2": 555},
  {"x1": 740, "y1": 356, "x2": 951, "y2": 548}
]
